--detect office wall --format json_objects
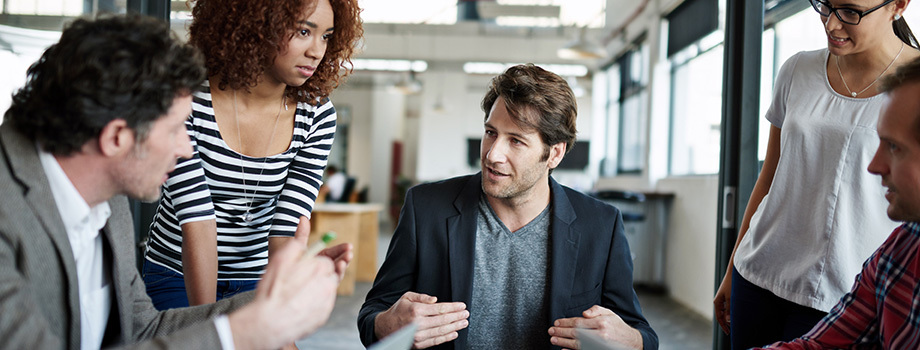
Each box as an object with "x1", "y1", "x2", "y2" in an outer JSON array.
[
  {"x1": 329, "y1": 87, "x2": 372, "y2": 192},
  {"x1": 596, "y1": 174, "x2": 720, "y2": 320},
  {"x1": 369, "y1": 83, "x2": 405, "y2": 217},
  {"x1": 415, "y1": 71, "x2": 483, "y2": 182},
  {"x1": 328, "y1": 77, "x2": 405, "y2": 216},
  {"x1": 656, "y1": 175, "x2": 718, "y2": 318}
]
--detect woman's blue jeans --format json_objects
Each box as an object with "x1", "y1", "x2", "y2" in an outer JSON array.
[{"x1": 142, "y1": 260, "x2": 258, "y2": 310}]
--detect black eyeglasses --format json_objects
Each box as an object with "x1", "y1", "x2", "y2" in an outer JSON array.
[{"x1": 809, "y1": 0, "x2": 896, "y2": 25}]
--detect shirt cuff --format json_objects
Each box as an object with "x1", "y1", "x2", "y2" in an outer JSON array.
[{"x1": 214, "y1": 315, "x2": 235, "y2": 350}]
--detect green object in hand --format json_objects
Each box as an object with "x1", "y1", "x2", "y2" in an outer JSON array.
[
  {"x1": 304, "y1": 231, "x2": 338, "y2": 258},
  {"x1": 321, "y1": 231, "x2": 336, "y2": 244}
]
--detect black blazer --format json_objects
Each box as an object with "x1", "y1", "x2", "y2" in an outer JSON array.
[{"x1": 358, "y1": 174, "x2": 657, "y2": 349}]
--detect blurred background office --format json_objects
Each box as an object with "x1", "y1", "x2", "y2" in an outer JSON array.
[{"x1": 3, "y1": 0, "x2": 918, "y2": 348}]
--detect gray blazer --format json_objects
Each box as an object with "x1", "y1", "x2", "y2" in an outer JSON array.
[{"x1": 0, "y1": 123, "x2": 252, "y2": 349}]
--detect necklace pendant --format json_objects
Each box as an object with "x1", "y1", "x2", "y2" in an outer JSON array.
[
  {"x1": 851, "y1": 92, "x2": 858, "y2": 97},
  {"x1": 243, "y1": 211, "x2": 254, "y2": 223}
]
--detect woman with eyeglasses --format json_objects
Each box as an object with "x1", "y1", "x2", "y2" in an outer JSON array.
[{"x1": 713, "y1": 0, "x2": 919, "y2": 348}]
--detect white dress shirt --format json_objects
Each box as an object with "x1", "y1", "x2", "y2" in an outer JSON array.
[
  {"x1": 38, "y1": 148, "x2": 236, "y2": 350},
  {"x1": 38, "y1": 148, "x2": 112, "y2": 350}
]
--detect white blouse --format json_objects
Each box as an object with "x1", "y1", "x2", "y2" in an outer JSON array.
[{"x1": 734, "y1": 48, "x2": 899, "y2": 311}]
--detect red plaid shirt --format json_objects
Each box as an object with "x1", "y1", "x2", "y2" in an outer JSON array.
[{"x1": 760, "y1": 222, "x2": 920, "y2": 349}]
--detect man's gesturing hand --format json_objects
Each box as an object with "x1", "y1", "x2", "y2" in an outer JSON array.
[
  {"x1": 548, "y1": 305, "x2": 643, "y2": 350},
  {"x1": 374, "y1": 292, "x2": 469, "y2": 349},
  {"x1": 228, "y1": 238, "x2": 339, "y2": 350},
  {"x1": 293, "y1": 216, "x2": 353, "y2": 280}
]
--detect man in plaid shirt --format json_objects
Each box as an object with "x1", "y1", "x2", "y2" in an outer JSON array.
[{"x1": 760, "y1": 57, "x2": 920, "y2": 349}]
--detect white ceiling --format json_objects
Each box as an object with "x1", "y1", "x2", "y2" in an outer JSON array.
[{"x1": 355, "y1": 22, "x2": 606, "y2": 66}]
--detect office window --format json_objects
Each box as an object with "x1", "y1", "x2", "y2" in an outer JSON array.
[
  {"x1": 0, "y1": 0, "x2": 132, "y2": 115},
  {"x1": 758, "y1": 28, "x2": 777, "y2": 161},
  {"x1": 600, "y1": 45, "x2": 651, "y2": 177},
  {"x1": 669, "y1": 40, "x2": 723, "y2": 175},
  {"x1": 1, "y1": 7, "x2": 67, "y2": 115},
  {"x1": 615, "y1": 44, "x2": 648, "y2": 174},
  {"x1": 757, "y1": 8, "x2": 829, "y2": 160},
  {"x1": 665, "y1": 0, "x2": 724, "y2": 175},
  {"x1": 617, "y1": 90, "x2": 645, "y2": 173},
  {"x1": 772, "y1": 8, "x2": 830, "y2": 68},
  {"x1": 666, "y1": 0, "x2": 719, "y2": 57},
  {"x1": 599, "y1": 64, "x2": 620, "y2": 176}
]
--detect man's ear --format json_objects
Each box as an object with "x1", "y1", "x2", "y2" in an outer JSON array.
[
  {"x1": 97, "y1": 119, "x2": 135, "y2": 157},
  {"x1": 547, "y1": 142, "x2": 566, "y2": 169}
]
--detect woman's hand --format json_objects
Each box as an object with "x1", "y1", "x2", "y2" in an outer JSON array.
[{"x1": 714, "y1": 270, "x2": 733, "y2": 334}]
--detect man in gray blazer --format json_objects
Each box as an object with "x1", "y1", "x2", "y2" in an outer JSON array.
[
  {"x1": 358, "y1": 64, "x2": 657, "y2": 349},
  {"x1": 0, "y1": 15, "x2": 350, "y2": 349}
]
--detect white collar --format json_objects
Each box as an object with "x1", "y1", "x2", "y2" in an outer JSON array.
[{"x1": 37, "y1": 146, "x2": 111, "y2": 239}]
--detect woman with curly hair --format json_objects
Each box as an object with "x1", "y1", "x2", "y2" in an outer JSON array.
[{"x1": 142, "y1": 0, "x2": 363, "y2": 310}]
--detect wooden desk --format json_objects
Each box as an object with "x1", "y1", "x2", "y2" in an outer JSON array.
[{"x1": 309, "y1": 203, "x2": 383, "y2": 295}]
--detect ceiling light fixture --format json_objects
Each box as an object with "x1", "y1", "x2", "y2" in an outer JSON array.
[
  {"x1": 352, "y1": 58, "x2": 428, "y2": 72},
  {"x1": 432, "y1": 94, "x2": 446, "y2": 113},
  {"x1": 463, "y1": 62, "x2": 589, "y2": 77},
  {"x1": 558, "y1": 26, "x2": 607, "y2": 60},
  {"x1": 389, "y1": 70, "x2": 423, "y2": 95}
]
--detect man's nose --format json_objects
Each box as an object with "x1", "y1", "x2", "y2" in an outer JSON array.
[{"x1": 486, "y1": 140, "x2": 508, "y2": 163}]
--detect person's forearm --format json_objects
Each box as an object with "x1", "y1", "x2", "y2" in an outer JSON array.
[
  {"x1": 269, "y1": 236, "x2": 295, "y2": 257},
  {"x1": 181, "y1": 219, "x2": 218, "y2": 305}
]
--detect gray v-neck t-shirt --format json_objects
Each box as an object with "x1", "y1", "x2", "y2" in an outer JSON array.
[{"x1": 467, "y1": 195, "x2": 552, "y2": 349}]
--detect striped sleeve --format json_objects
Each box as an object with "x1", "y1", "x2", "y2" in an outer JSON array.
[
  {"x1": 165, "y1": 115, "x2": 217, "y2": 225},
  {"x1": 269, "y1": 100, "x2": 337, "y2": 237}
]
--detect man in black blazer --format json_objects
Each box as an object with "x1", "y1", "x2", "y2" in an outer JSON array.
[{"x1": 358, "y1": 64, "x2": 657, "y2": 349}]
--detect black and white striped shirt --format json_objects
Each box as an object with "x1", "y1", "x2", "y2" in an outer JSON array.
[{"x1": 145, "y1": 82, "x2": 336, "y2": 280}]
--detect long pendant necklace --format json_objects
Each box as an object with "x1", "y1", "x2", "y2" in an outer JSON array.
[
  {"x1": 233, "y1": 90, "x2": 286, "y2": 223},
  {"x1": 836, "y1": 42, "x2": 904, "y2": 98}
]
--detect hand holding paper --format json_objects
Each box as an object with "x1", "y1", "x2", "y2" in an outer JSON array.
[
  {"x1": 548, "y1": 305, "x2": 643, "y2": 350},
  {"x1": 374, "y1": 292, "x2": 469, "y2": 349}
]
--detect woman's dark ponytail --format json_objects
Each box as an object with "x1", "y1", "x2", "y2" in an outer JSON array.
[{"x1": 893, "y1": 17, "x2": 919, "y2": 49}]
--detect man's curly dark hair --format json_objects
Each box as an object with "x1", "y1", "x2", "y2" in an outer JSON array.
[
  {"x1": 3, "y1": 14, "x2": 206, "y2": 156},
  {"x1": 189, "y1": 0, "x2": 363, "y2": 104}
]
